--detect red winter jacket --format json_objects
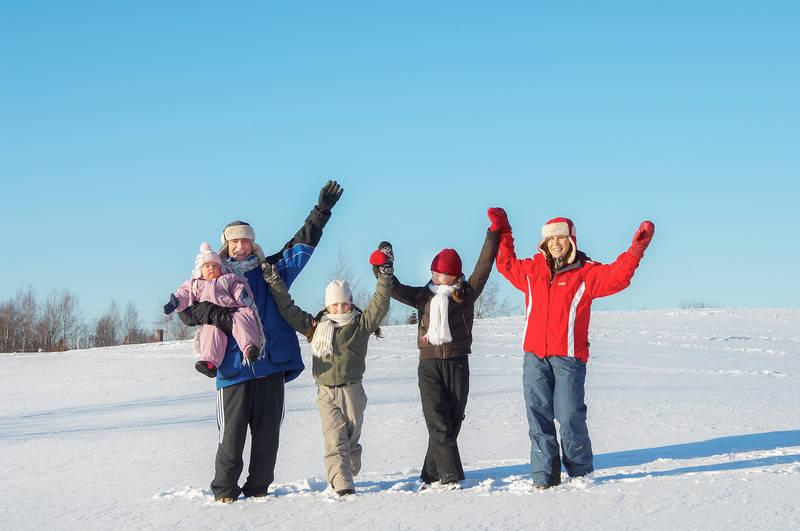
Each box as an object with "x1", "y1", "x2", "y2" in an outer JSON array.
[{"x1": 496, "y1": 231, "x2": 641, "y2": 363}]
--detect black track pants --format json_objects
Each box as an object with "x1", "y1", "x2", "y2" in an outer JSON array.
[{"x1": 210, "y1": 372, "x2": 284, "y2": 499}]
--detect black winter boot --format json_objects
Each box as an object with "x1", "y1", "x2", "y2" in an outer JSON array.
[{"x1": 195, "y1": 360, "x2": 217, "y2": 378}]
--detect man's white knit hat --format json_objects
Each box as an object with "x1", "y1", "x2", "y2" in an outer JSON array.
[
  {"x1": 325, "y1": 280, "x2": 353, "y2": 307},
  {"x1": 217, "y1": 220, "x2": 266, "y2": 262}
]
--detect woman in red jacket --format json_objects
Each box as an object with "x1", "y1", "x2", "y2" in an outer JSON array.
[{"x1": 488, "y1": 208, "x2": 654, "y2": 489}]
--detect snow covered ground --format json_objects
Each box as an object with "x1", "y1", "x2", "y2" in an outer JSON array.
[{"x1": 2, "y1": 309, "x2": 799, "y2": 530}]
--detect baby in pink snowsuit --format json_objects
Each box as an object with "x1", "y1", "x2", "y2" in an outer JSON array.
[{"x1": 164, "y1": 243, "x2": 264, "y2": 378}]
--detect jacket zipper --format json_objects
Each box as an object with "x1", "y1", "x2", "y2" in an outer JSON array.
[
  {"x1": 545, "y1": 262, "x2": 582, "y2": 356},
  {"x1": 332, "y1": 329, "x2": 338, "y2": 384}
]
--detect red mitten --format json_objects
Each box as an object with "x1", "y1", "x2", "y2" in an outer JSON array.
[
  {"x1": 628, "y1": 220, "x2": 655, "y2": 258},
  {"x1": 487, "y1": 207, "x2": 511, "y2": 233},
  {"x1": 370, "y1": 242, "x2": 393, "y2": 265},
  {"x1": 369, "y1": 249, "x2": 389, "y2": 266}
]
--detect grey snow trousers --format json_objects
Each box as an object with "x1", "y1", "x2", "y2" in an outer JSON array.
[{"x1": 316, "y1": 382, "x2": 368, "y2": 491}]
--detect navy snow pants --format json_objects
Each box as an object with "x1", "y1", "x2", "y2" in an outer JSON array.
[{"x1": 522, "y1": 354, "x2": 593, "y2": 487}]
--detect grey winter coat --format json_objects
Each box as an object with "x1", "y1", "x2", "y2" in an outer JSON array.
[{"x1": 267, "y1": 273, "x2": 392, "y2": 386}]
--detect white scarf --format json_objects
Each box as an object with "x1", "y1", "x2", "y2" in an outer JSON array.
[
  {"x1": 426, "y1": 283, "x2": 455, "y2": 345},
  {"x1": 311, "y1": 311, "x2": 359, "y2": 358}
]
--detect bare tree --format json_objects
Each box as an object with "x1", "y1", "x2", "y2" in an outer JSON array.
[
  {"x1": 327, "y1": 246, "x2": 371, "y2": 311},
  {"x1": 406, "y1": 311, "x2": 418, "y2": 325},
  {"x1": 162, "y1": 311, "x2": 194, "y2": 341},
  {"x1": 35, "y1": 290, "x2": 63, "y2": 352},
  {"x1": 0, "y1": 299, "x2": 16, "y2": 352},
  {"x1": 15, "y1": 287, "x2": 38, "y2": 352},
  {"x1": 56, "y1": 291, "x2": 80, "y2": 350},
  {"x1": 474, "y1": 279, "x2": 514, "y2": 319},
  {"x1": 94, "y1": 300, "x2": 121, "y2": 347},
  {"x1": 0, "y1": 289, "x2": 85, "y2": 353},
  {"x1": 74, "y1": 321, "x2": 93, "y2": 350},
  {"x1": 123, "y1": 301, "x2": 145, "y2": 344}
]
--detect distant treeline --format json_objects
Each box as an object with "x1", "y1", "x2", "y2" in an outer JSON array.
[
  {"x1": 0, "y1": 288, "x2": 193, "y2": 353},
  {"x1": 1, "y1": 274, "x2": 519, "y2": 353}
]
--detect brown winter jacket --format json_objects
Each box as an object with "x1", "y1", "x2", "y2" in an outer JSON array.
[{"x1": 388, "y1": 230, "x2": 500, "y2": 360}]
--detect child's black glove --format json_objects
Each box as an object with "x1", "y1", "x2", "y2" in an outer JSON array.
[{"x1": 163, "y1": 294, "x2": 179, "y2": 315}]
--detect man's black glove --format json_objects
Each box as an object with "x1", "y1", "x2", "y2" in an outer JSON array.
[
  {"x1": 163, "y1": 294, "x2": 179, "y2": 315},
  {"x1": 178, "y1": 302, "x2": 235, "y2": 335},
  {"x1": 317, "y1": 180, "x2": 344, "y2": 211}
]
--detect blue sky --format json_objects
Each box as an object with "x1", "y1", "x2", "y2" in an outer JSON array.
[{"x1": 1, "y1": 1, "x2": 798, "y2": 326}]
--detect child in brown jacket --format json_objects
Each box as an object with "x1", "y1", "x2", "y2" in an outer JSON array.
[{"x1": 369, "y1": 222, "x2": 500, "y2": 489}]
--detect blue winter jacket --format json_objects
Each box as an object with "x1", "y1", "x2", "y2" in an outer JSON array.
[{"x1": 214, "y1": 207, "x2": 330, "y2": 389}]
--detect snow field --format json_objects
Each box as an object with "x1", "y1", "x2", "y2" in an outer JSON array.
[{"x1": 1, "y1": 309, "x2": 799, "y2": 530}]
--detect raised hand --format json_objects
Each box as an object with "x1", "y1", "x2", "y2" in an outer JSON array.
[
  {"x1": 317, "y1": 180, "x2": 344, "y2": 211},
  {"x1": 370, "y1": 241, "x2": 394, "y2": 264},
  {"x1": 261, "y1": 261, "x2": 280, "y2": 284},
  {"x1": 370, "y1": 241, "x2": 394, "y2": 275},
  {"x1": 629, "y1": 220, "x2": 655, "y2": 258},
  {"x1": 487, "y1": 207, "x2": 511, "y2": 233},
  {"x1": 163, "y1": 294, "x2": 179, "y2": 315}
]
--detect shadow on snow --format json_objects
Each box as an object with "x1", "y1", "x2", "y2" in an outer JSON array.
[
  {"x1": 157, "y1": 430, "x2": 800, "y2": 499},
  {"x1": 457, "y1": 430, "x2": 800, "y2": 486}
]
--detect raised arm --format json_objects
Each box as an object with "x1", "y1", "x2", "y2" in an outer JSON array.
[
  {"x1": 489, "y1": 208, "x2": 533, "y2": 292},
  {"x1": 586, "y1": 221, "x2": 654, "y2": 298},
  {"x1": 388, "y1": 276, "x2": 425, "y2": 307},
  {"x1": 262, "y1": 263, "x2": 315, "y2": 334},
  {"x1": 171, "y1": 281, "x2": 194, "y2": 312},
  {"x1": 359, "y1": 268, "x2": 393, "y2": 334},
  {"x1": 162, "y1": 280, "x2": 194, "y2": 318},
  {"x1": 266, "y1": 180, "x2": 344, "y2": 288},
  {"x1": 466, "y1": 229, "x2": 500, "y2": 297}
]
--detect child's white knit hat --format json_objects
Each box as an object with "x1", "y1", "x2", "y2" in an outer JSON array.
[{"x1": 325, "y1": 280, "x2": 352, "y2": 307}]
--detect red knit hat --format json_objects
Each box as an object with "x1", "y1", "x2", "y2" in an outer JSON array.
[
  {"x1": 430, "y1": 248, "x2": 462, "y2": 277},
  {"x1": 538, "y1": 217, "x2": 577, "y2": 264}
]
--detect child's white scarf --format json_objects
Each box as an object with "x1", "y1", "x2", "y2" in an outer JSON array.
[
  {"x1": 311, "y1": 311, "x2": 359, "y2": 358},
  {"x1": 426, "y1": 283, "x2": 455, "y2": 345}
]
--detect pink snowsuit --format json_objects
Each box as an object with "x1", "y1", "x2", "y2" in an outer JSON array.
[{"x1": 172, "y1": 273, "x2": 264, "y2": 368}]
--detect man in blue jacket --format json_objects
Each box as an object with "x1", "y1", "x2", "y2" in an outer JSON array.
[{"x1": 179, "y1": 180, "x2": 343, "y2": 502}]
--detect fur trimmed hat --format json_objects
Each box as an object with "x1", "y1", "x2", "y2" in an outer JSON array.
[
  {"x1": 217, "y1": 220, "x2": 266, "y2": 262},
  {"x1": 430, "y1": 248, "x2": 463, "y2": 277},
  {"x1": 538, "y1": 217, "x2": 577, "y2": 264},
  {"x1": 193, "y1": 242, "x2": 222, "y2": 278},
  {"x1": 325, "y1": 280, "x2": 353, "y2": 307}
]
